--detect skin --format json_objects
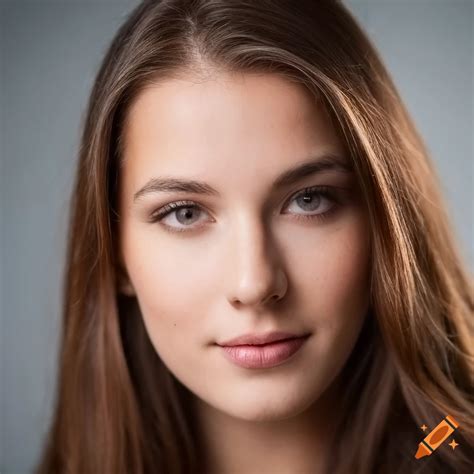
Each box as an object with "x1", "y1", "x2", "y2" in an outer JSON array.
[{"x1": 117, "y1": 71, "x2": 371, "y2": 473}]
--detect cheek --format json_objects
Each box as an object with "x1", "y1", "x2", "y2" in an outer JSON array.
[
  {"x1": 322, "y1": 228, "x2": 370, "y2": 314},
  {"x1": 290, "y1": 212, "x2": 371, "y2": 347},
  {"x1": 121, "y1": 231, "x2": 216, "y2": 350}
]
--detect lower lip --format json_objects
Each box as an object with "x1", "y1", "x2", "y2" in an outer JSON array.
[{"x1": 218, "y1": 335, "x2": 310, "y2": 369}]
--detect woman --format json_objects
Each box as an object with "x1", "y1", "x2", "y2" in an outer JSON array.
[{"x1": 35, "y1": 1, "x2": 473, "y2": 473}]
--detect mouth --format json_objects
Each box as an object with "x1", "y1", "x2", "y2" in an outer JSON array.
[{"x1": 217, "y1": 334, "x2": 311, "y2": 369}]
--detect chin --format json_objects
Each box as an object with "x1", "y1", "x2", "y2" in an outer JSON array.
[{"x1": 214, "y1": 391, "x2": 316, "y2": 423}]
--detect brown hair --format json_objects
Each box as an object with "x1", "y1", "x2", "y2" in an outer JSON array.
[{"x1": 35, "y1": 1, "x2": 474, "y2": 473}]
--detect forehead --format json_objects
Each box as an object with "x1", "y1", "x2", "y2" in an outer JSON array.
[{"x1": 120, "y1": 72, "x2": 346, "y2": 194}]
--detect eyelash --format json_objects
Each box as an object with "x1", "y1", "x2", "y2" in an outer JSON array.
[{"x1": 149, "y1": 185, "x2": 341, "y2": 234}]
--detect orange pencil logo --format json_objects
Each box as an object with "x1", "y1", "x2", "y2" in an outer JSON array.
[{"x1": 415, "y1": 414, "x2": 459, "y2": 459}]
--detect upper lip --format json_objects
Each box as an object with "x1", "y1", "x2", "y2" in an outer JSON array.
[{"x1": 217, "y1": 331, "x2": 310, "y2": 347}]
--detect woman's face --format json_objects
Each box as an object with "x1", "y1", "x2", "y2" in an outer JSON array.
[{"x1": 118, "y1": 71, "x2": 371, "y2": 422}]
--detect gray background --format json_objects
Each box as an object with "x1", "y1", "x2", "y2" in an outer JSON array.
[{"x1": 1, "y1": 1, "x2": 472, "y2": 472}]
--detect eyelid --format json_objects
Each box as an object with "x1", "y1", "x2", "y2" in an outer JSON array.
[{"x1": 151, "y1": 199, "x2": 204, "y2": 221}]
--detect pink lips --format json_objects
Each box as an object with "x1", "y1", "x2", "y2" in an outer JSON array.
[{"x1": 218, "y1": 335, "x2": 310, "y2": 369}]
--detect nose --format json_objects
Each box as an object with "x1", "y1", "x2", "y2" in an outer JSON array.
[{"x1": 226, "y1": 217, "x2": 288, "y2": 309}]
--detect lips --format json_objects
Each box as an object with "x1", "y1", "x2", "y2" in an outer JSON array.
[
  {"x1": 217, "y1": 330, "x2": 310, "y2": 347},
  {"x1": 218, "y1": 335, "x2": 310, "y2": 369}
]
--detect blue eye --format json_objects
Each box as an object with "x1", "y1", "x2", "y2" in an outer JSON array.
[
  {"x1": 154, "y1": 201, "x2": 205, "y2": 229},
  {"x1": 283, "y1": 185, "x2": 338, "y2": 219},
  {"x1": 150, "y1": 185, "x2": 341, "y2": 234}
]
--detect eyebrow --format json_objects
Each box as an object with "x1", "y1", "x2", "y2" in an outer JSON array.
[{"x1": 133, "y1": 153, "x2": 353, "y2": 202}]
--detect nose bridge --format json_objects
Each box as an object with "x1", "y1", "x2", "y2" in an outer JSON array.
[{"x1": 227, "y1": 210, "x2": 286, "y2": 306}]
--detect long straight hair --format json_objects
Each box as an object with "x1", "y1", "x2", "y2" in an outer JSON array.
[{"x1": 36, "y1": 1, "x2": 473, "y2": 473}]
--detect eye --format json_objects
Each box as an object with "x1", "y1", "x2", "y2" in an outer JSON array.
[
  {"x1": 150, "y1": 185, "x2": 341, "y2": 234},
  {"x1": 282, "y1": 185, "x2": 339, "y2": 222},
  {"x1": 150, "y1": 200, "x2": 210, "y2": 233}
]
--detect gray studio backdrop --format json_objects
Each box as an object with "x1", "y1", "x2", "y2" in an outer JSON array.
[{"x1": 1, "y1": 1, "x2": 473, "y2": 473}]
